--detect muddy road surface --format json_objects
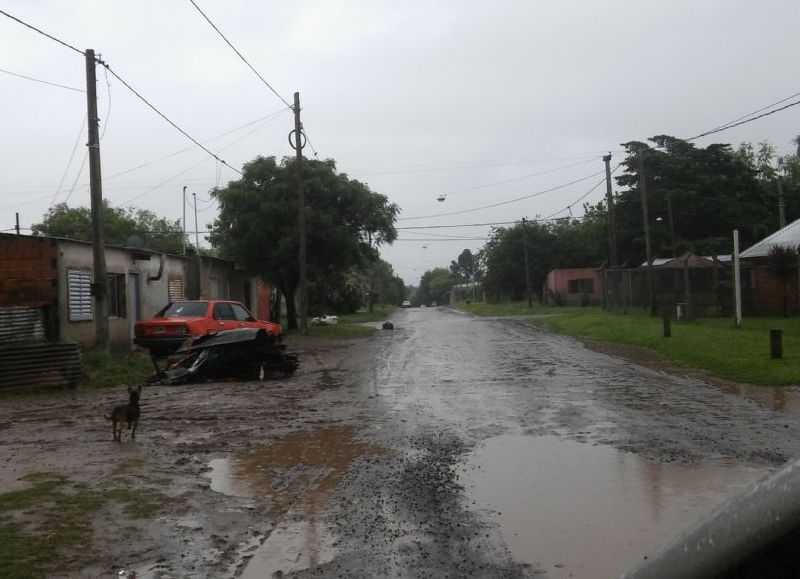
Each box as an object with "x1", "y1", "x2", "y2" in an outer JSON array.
[{"x1": 4, "y1": 307, "x2": 800, "y2": 578}]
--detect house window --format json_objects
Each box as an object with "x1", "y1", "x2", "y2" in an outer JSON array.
[
  {"x1": 107, "y1": 273, "x2": 126, "y2": 318},
  {"x1": 567, "y1": 278, "x2": 594, "y2": 294},
  {"x1": 168, "y1": 276, "x2": 184, "y2": 301},
  {"x1": 210, "y1": 276, "x2": 226, "y2": 298},
  {"x1": 68, "y1": 269, "x2": 93, "y2": 321}
]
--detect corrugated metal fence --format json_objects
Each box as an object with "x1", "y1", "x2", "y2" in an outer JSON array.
[
  {"x1": 0, "y1": 306, "x2": 83, "y2": 390},
  {"x1": 0, "y1": 342, "x2": 83, "y2": 391}
]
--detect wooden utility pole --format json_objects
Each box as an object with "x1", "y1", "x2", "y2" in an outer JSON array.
[
  {"x1": 638, "y1": 148, "x2": 656, "y2": 316},
  {"x1": 603, "y1": 154, "x2": 618, "y2": 267},
  {"x1": 292, "y1": 92, "x2": 308, "y2": 332},
  {"x1": 521, "y1": 218, "x2": 532, "y2": 307},
  {"x1": 778, "y1": 177, "x2": 786, "y2": 229},
  {"x1": 85, "y1": 49, "x2": 109, "y2": 351}
]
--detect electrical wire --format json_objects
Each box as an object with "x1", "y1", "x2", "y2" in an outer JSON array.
[
  {"x1": 63, "y1": 150, "x2": 90, "y2": 203},
  {"x1": 97, "y1": 57, "x2": 244, "y2": 176},
  {"x1": 687, "y1": 93, "x2": 800, "y2": 141},
  {"x1": 398, "y1": 170, "x2": 605, "y2": 221},
  {"x1": 0, "y1": 66, "x2": 83, "y2": 92},
  {"x1": 187, "y1": 0, "x2": 292, "y2": 110},
  {"x1": 0, "y1": 9, "x2": 84, "y2": 55},
  {"x1": 104, "y1": 109, "x2": 287, "y2": 182},
  {"x1": 542, "y1": 164, "x2": 621, "y2": 220},
  {"x1": 52, "y1": 113, "x2": 87, "y2": 206},
  {"x1": 100, "y1": 62, "x2": 112, "y2": 139},
  {"x1": 443, "y1": 156, "x2": 600, "y2": 199}
]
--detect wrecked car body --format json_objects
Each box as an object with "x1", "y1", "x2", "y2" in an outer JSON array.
[{"x1": 149, "y1": 328, "x2": 299, "y2": 385}]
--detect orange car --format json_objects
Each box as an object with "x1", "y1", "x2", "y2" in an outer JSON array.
[{"x1": 134, "y1": 300, "x2": 281, "y2": 356}]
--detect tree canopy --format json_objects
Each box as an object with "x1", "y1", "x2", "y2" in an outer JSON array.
[
  {"x1": 209, "y1": 156, "x2": 399, "y2": 328},
  {"x1": 32, "y1": 201, "x2": 185, "y2": 253}
]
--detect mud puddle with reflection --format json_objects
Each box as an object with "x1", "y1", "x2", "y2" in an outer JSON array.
[
  {"x1": 714, "y1": 382, "x2": 800, "y2": 414},
  {"x1": 458, "y1": 434, "x2": 768, "y2": 579},
  {"x1": 207, "y1": 426, "x2": 385, "y2": 577}
]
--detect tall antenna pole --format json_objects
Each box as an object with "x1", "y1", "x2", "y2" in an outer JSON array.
[
  {"x1": 603, "y1": 154, "x2": 617, "y2": 267},
  {"x1": 182, "y1": 185, "x2": 187, "y2": 255},
  {"x1": 86, "y1": 49, "x2": 108, "y2": 351},
  {"x1": 193, "y1": 192, "x2": 200, "y2": 251},
  {"x1": 292, "y1": 92, "x2": 308, "y2": 332}
]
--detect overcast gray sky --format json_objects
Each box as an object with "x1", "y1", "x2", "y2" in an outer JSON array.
[{"x1": 2, "y1": 0, "x2": 799, "y2": 284}]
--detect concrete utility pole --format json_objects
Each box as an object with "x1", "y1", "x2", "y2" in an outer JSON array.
[
  {"x1": 85, "y1": 49, "x2": 108, "y2": 351},
  {"x1": 292, "y1": 92, "x2": 308, "y2": 332},
  {"x1": 638, "y1": 148, "x2": 656, "y2": 316},
  {"x1": 603, "y1": 154, "x2": 618, "y2": 267},
  {"x1": 778, "y1": 177, "x2": 786, "y2": 229},
  {"x1": 192, "y1": 192, "x2": 200, "y2": 251},
  {"x1": 521, "y1": 218, "x2": 532, "y2": 307},
  {"x1": 733, "y1": 229, "x2": 742, "y2": 329}
]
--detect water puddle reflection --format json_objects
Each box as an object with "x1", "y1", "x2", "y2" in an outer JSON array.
[
  {"x1": 715, "y1": 382, "x2": 800, "y2": 414},
  {"x1": 458, "y1": 434, "x2": 768, "y2": 579},
  {"x1": 207, "y1": 427, "x2": 384, "y2": 577}
]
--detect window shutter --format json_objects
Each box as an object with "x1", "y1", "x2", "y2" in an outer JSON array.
[{"x1": 68, "y1": 270, "x2": 93, "y2": 321}]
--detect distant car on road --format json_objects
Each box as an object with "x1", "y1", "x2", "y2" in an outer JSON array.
[
  {"x1": 134, "y1": 300, "x2": 280, "y2": 357},
  {"x1": 402, "y1": 300, "x2": 412, "y2": 308}
]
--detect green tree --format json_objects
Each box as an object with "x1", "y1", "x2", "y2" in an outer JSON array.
[
  {"x1": 32, "y1": 201, "x2": 185, "y2": 253},
  {"x1": 450, "y1": 248, "x2": 477, "y2": 281},
  {"x1": 209, "y1": 156, "x2": 398, "y2": 329},
  {"x1": 417, "y1": 267, "x2": 460, "y2": 305}
]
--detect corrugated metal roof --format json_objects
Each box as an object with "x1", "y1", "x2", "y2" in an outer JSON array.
[{"x1": 740, "y1": 218, "x2": 800, "y2": 258}]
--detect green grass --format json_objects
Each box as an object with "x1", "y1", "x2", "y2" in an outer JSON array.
[
  {"x1": 456, "y1": 302, "x2": 800, "y2": 386},
  {"x1": 0, "y1": 472, "x2": 170, "y2": 578},
  {"x1": 82, "y1": 348, "x2": 152, "y2": 388}
]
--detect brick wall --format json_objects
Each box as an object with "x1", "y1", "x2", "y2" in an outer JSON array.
[
  {"x1": 753, "y1": 265, "x2": 800, "y2": 316},
  {"x1": 0, "y1": 234, "x2": 58, "y2": 308}
]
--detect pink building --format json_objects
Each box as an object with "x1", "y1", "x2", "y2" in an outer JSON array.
[{"x1": 545, "y1": 267, "x2": 603, "y2": 306}]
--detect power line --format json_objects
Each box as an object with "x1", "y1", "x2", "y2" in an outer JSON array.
[
  {"x1": 187, "y1": 0, "x2": 292, "y2": 110},
  {"x1": 104, "y1": 109, "x2": 287, "y2": 182},
  {"x1": 398, "y1": 170, "x2": 605, "y2": 221},
  {"x1": 542, "y1": 164, "x2": 621, "y2": 220},
  {"x1": 52, "y1": 113, "x2": 87, "y2": 206},
  {"x1": 687, "y1": 93, "x2": 800, "y2": 141},
  {"x1": 0, "y1": 66, "x2": 83, "y2": 92},
  {"x1": 96, "y1": 58, "x2": 244, "y2": 177},
  {"x1": 443, "y1": 156, "x2": 600, "y2": 200},
  {"x1": 0, "y1": 9, "x2": 84, "y2": 55}
]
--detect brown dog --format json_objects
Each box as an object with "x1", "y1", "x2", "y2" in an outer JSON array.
[{"x1": 105, "y1": 385, "x2": 142, "y2": 441}]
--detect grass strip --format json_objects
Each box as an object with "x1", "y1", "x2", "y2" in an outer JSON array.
[{"x1": 455, "y1": 302, "x2": 800, "y2": 386}]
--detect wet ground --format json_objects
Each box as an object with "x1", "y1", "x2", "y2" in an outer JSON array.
[{"x1": 3, "y1": 307, "x2": 800, "y2": 577}]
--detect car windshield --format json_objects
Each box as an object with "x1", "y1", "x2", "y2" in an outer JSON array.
[{"x1": 158, "y1": 302, "x2": 208, "y2": 318}]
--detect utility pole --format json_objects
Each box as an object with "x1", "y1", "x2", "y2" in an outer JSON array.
[
  {"x1": 638, "y1": 148, "x2": 656, "y2": 316},
  {"x1": 602, "y1": 154, "x2": 617, "y2": 267},
  {"x1": 192, "y1": 192, "x2": 200, "y2": 251},
  {"x1": 778, "y1": 177, "x2": 786, "y2": 229},
  {"x1": 521, "y1": 218, "x2": 532, "y2": 307},
  {"x1": 86, "y1": 49, "x2": 108, "y2": 352},
  {"x1": 15, "y1": 212, "x2": 20, "y2": 235},
  {"x1": 666, "y1": 192, "x2": 676, "y2": 257},
  {"x1": 182, "y1": 185, "x2": 187, "y2": 255},
  {"x1": 291, "y1": 92, "x2": 308, "y2": 332}
]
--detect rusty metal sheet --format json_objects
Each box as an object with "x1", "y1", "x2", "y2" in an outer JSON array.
[
  {"x1": 0, "y1": 342, "x2": 83, "y2": 391},
  {"x1": 0, "y1": 306, "x2": 45, "y2": 343}
]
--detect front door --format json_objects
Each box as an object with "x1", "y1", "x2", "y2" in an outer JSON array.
[{"x1": 129, "y1": 273, "x2": 141, "y2": 343}]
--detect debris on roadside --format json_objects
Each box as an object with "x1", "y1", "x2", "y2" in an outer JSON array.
[{"x1": 148, "y1": 328, "x2": 299, "y2": 385}]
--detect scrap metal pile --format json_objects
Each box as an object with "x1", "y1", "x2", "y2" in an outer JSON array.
[{"x1": 148, "y1": 328, "x2": 299, "y2": 385}]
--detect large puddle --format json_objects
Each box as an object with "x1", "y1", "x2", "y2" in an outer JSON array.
[
  {"x1": 458, "y1": 434, "x2": 768, "y2": 579},
  {"x1": 207, "y1": 427, "x2": 384, "y2": 577}
]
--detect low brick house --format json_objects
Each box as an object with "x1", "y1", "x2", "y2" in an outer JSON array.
[
  {"x1": 0, "y1": 233, "x2": 271, "y2": 348},
  {"x1": 545, "y1": 267, "x2": 602, "y2": 306},
  {"x1": 740, "y1": 219, "x2": 800, "y2": 316}
]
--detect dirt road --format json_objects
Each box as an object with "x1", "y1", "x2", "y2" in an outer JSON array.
[{"x1": 3, "y1": 307, "x2": 800, "y2": 578}]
